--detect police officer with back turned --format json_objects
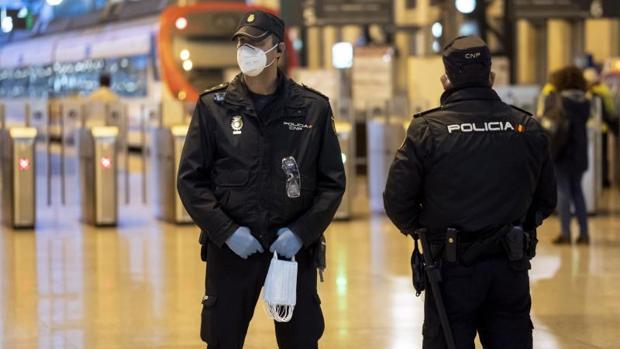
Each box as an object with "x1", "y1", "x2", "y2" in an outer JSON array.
[
  {"x1": 176, "y1": 10, "x2": 345, "y2": 349},
  {"x1": 383, "y1": 36, "x2": 557, "y2": 348}
]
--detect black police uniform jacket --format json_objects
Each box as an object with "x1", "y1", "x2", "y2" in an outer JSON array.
[
  {"x1": 177, "y1": 73, "x2": 346, "y2": 249},
  {"x1": 383, "y1": 86, "x2": 557, "y2": 236}
]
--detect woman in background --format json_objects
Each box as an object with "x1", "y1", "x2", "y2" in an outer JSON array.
[{"x1": 547, "y1": 66, "x2": 591, "y2": 245}]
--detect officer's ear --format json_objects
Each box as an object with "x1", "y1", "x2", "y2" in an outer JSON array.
[
  {"x1": 440, "y1": 74, "x2": 452, "y2": 90},
  {"x1": 489, "y1": 71, "x2": 496, "y2": 87},
  {"x1": 276, "y1": 42, "x2": 285, "y2": 57}
]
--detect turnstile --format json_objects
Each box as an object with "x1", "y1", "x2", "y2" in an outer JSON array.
[
  {"x1": 335, "y1": 121, "x2": 355, "y2": 219},
  {"x1": 78, "y1": 126, "x2": 119, "y2": 226},
  {"x1": 26, "y1": 101, "x2": 49, "y2": 143},
  {"x1": 1, "y1": 127, "x2": 37, "y2": 228},
  {"x1": 60, "y1": 101, "x2": 82, "y2": 145},
  {"x1": 152, "y1": 125, "x2": 191, "y2": 224},
  {"x1": 584, "y1": 97, "x2": 604, "y2": 214},
  {"x1": 367, "y1": 118, "x2": 407, "y2": 213}
]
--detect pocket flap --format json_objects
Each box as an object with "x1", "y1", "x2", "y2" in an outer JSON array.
[
  {"x1": 215, "y1": 169, "x2": 249, "y2": 187},
  {"x1": 202, "y1": 295, "x2": 217, "y2": 307}
]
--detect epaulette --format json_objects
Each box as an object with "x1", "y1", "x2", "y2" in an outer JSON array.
[
  {"x1": 413, "y1": 106, "x2": 441, "y2": 119},
  {"x1": 510, "y1": 104, "x2": 533, "y2": 116},
  {"x1": 201, "y1": 82, "x2": 228, "y2": 96},
  {"x1": 301, "y1": 84, "x2": 329, "y2": 101}
]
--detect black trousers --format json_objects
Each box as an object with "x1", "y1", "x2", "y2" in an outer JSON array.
[
  {"x1": 201, "y1": 243, "x2": 324, "y2": 349},
  {"x1": 423, "y1": 257, "x2": 533, "y2": 349}
]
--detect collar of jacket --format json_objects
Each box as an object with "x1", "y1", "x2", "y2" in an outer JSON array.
[
  {"x1": 223, "y1": 70, "x2": 305, "y2": 116},
  {"x1": 440, "y1": 86, "x2": 501, "y2": 106},
  {"x1": 560, "y1": 89, "x2": 587, "y2": 102}
]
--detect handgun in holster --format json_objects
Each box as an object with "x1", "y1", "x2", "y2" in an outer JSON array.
[
  {"x1": 199, "y1": 230, "x2": 208, "y2": 262},
  {"x1": 410, "y1": 233, "x2": 426, "y2": 296},
  {"x1": 503, "y1": 226, "x2": 525, "y2": 262},
  {"x1": 522, "y1": 211, "x2": 542, "y2": 259},
  {"x1": 314, "y1": 235, "x2": 327, "y2": 282},
  {"x1": 524, "y1": 229, "x2": 538, "y2": 259}
]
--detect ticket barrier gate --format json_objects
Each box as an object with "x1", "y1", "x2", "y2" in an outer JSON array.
[
  {"x1": 26, "y1": 101, "x2": 49, "y2": 143},
  {"x1": 151, "y1": 125, "x2": 191, "y2": 224},
  {"x1": 366, "y1": 98, "x2": 409, "y2": 214},
  {"x1": 335, "y1": 121, "x2": 355, "y2": 219},
  {"x1": 584, "y1": 97, "x2": 604, "y2": 214},
  {"x1": 58, "y1": 102, "x2": 83, "y2": 205},
  {"x1": 367, "y1": 118, "x2": 405, "y2": 213},
  {"x1": 78, "y1": 126, "x2": 119, "y2": 226},
  {"x1": 1, "y1": 127, "x2": 37, "y2": 228}
]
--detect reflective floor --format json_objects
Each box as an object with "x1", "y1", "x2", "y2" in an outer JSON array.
[{"x1": 1, "y1": 152, "x2": 620, "y2": 348}]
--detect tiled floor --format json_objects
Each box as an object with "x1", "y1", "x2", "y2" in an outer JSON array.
[{"x1": 1, "y1": 151, "x2": 619, "y2": 348}]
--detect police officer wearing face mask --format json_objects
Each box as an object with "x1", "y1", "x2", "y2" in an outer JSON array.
[
  {"x1": 383, "y1": 36, "x2": 557, "y2": 349},
  {"x1": 177, "y1": 10, "x2": 346, "y2": 349}
]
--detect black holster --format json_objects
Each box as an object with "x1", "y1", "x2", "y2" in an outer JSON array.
[
  {"x1": 503, "y1": 226, "x2": 525, "y2": 262},
  {"x1": 199, "y1": 230, "x2": 208, "y2": 262},
  {"x1": 501, "y1": 226, "x2": 538, "y2": 262},
  {"x1": 524, "y1": 229, "x2": 538, "y2": 259},
  {"x1": 410, "y1": 234, "x2": 426, "y2": 296},
  {"x1": 313, "y1": 235, "x2": 327, "y2": 282}
]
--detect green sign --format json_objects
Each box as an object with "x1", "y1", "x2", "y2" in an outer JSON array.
[{"x1": 1, "y1": 7, "x2": 35, "y2": 31}]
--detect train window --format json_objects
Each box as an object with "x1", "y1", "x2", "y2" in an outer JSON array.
[
  {"x1": 0, "y1": 54, "x2": 148, "y2": 99},
  {"x1": 104, "y1": 55, "x2": 148, "y2": 97},
  {"x1": 0, "y1": 66, "x2": 30, "y2": 98}
]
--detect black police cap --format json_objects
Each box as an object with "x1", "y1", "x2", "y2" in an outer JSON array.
[
  {"x1": 442, "y1": 36, "x2": 492, "y2": 86},
  {"x1": 232, "y1": 10, "x2": 285, "y2": 43}
]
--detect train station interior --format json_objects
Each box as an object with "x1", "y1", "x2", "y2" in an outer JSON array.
[{"x1": 1, "y1": 0, "x2": 620, "y2": 348}]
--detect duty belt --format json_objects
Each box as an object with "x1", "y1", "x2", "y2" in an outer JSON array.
[{"x1": 426, "y1": 225, "x2": 534, "y2": 266}]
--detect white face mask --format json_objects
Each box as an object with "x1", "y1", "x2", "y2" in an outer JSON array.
[
  {"x1": 262, "y1": 252, "x2": 297, "y2": 323},
  {"x1": 236, "y1": 43, "x2": 278, "y2": 77}
]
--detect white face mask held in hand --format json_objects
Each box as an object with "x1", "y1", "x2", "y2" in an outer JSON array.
[
  {"x1": 236, "y1": 43, "x2": 278, "y2": 77},
  {"x1": 262, "y1": 252, "x2": 298, "y2": 322}
]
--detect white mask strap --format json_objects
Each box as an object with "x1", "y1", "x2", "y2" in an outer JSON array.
[
  {"x1": 263, "y1": 43, "x2": 279, "y2": 69},
  {"x1": 242, "y1": 43, "x2": 278, "y2": 53},
  {"x1": 264, "y1": 43, "x2": 279, "y2": 54}
]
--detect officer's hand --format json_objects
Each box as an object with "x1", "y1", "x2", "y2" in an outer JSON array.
[
  {"x1": 225, "y1": 227, "x2": 264, "y2": 259},
  {"x1": 270, "y1": 228, "x2": 303, "y2": 259}
]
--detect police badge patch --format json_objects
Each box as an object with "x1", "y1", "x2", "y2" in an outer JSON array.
[{"x1": 231, "y1": 116, "x2": 243, "y2": 135}]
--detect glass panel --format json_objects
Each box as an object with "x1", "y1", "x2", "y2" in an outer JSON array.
[{"x1": 0, "y1": 54, "x2": 149, "y2": 99}]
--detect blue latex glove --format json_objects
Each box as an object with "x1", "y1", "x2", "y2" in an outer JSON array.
[
  {"x1": 270, "y1": 228, "x2": 303, "y2": 259},
  {"x1": 225, "y1": 227, "x2": 264, "y2": 259}
]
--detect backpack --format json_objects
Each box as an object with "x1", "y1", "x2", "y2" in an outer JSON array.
[{"x1": 538, "y1": 92, "x2": 570, "y2": 159}]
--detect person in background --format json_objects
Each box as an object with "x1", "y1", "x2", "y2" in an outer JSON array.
[
  {"x1": 547, "y1": 66, "x2": 591, "y2": 245},
  {"x1": 584, "y1": 67, "x2": 618, "y2": 188},
  {"x1": 536, "y1": 78, "x2": 557, "y2": 117},
  {"x1": 88, "y1": 74, "x2": 119, "y2": 103}
]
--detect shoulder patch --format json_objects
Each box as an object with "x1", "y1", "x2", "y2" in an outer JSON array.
[
  {"x1": 201, "y1": 82, "x2": 229, "y2": 96},
  {"x1": 413, "y1": 106, "x2": 441, "y2": 119},
  {"x1": 301, "y1": 84, "x2": 329, "y2": 101},
  {"x1": 509, "y1": 104, "x2": 533, "y2": 116}
]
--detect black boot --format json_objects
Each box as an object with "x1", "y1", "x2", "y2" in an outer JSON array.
[
  {"x1": 576, "y1": 235, "x2": 590, "y2": 245},
  {"x1": 552, "y1": 235, "x2": 571, "y2": 245}
]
